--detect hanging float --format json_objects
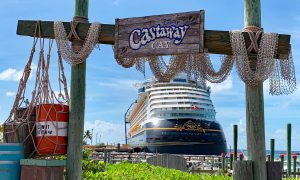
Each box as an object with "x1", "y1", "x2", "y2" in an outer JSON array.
[{"x1": 3, "y1": 22, "x2": 70, "y2": 156}]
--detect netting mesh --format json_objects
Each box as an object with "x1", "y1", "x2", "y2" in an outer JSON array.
[
  {"x1": 4, "y1": 22, "x2": 70, "y2": 157},
  {"x1": 269, "y1": 51, "x2": 297, "y2": 95},
  {"x1": 115, "y1": 30, "x2": 296, "y2": 95},
  {"x1": 149, "y1": 55, "x2": 187, "y2": 82},
  {"x1": 230, "y1": 31, "x2": 278, "y2": 87},
  {"x1": 54, "y1": 21, "x2": 101, "y2": 65}
]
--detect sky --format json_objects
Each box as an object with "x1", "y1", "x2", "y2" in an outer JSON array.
[{"x1": 0, "y1": 0, "x2": 300, "y2": 152}]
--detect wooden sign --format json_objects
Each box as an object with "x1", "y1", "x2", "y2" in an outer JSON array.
[{"x1": 114, "y1": 10, "x2": 205, "y2": 59}]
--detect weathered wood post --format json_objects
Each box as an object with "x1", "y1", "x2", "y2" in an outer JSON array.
[
  {"x1": 244, "y1": 0, "x2": 267, "y2": 179},
  {"x1": 66, "y1": 0, "x2": 89, "y2": 179},
  {"x1": 104, "y1": 150, "x2": 107, "y2": 163},
  {"x1": 230, "y1": 152, "x2": 233, "y2": 170},
  {"x1": 233, "y1": 124, "x2": 238, "y2": 161},
  {"x1": 267, "y1": 155, "x2": 271, "y2": 162},
  {"x1": 14, "y1": 4, "x2": 292, "y2": 179},
  {"x1": 280, "y1": 153, "x2": 285, "y2": 173},
  {"x1": 117, "y1": 143, "x2": 120, "y2": 152},
  {"x1": 292, "y1": 154, "x2": 297, "y2": 178},
  {"x1": 270, "y1": 139, "x2": 275, "y2": 162},
  {"x1": 266, "y1": 161, "x2": 283, "y2": 180},
  {"x1": 108, "y1": 151, "x2": 111, "y2": 163},
  {"x1": 287, "y1": 123, "x2": 292, "y2": 177},
  {"x1": 233, "y1": 161, "x2": 254, "y2": 180},
  {"x1": 221, "y1": 153, "x2": 226, "y2": 171},
  {"x1": 239, "y1": 153, "x2": 244, "y2": 161}
]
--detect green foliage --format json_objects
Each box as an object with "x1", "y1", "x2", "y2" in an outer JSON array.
[
  {"x1": 54, "y1": 155, "x2": 67, "y2": 160},
  {"x1": 82, "y1": 160, "x2": 231, "y2": 180},
  {"x1": 83, "y1": 149, "x2": 93, "y2": 160}
]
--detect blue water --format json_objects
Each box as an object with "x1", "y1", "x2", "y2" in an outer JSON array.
[{"x1": 228, "y1": 149, "x2": 300, "y2": 159}]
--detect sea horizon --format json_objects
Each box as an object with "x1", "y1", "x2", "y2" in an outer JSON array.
[{"x1": 227, "y1": 149, "x2": 300, "y2": 159}]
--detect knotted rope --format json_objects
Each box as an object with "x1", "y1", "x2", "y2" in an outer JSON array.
[
  {"x1": 115, "y1": 25, "x2": 296, "y2": 95},
  {"x1": 54, "y1": 16, "x2": 101, "y2": 65},
  {"x1": 243, "y1": 26, "x2": 263, "y2": 54},
  {"x1": 4, "y1": 20, "x2": 70, "y2": 157}
]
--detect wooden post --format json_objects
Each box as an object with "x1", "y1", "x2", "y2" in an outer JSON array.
[
  {"x1": 244, "y1": 0, "x2": 267, "y2": 179},
  {"x1": 221, "y1": 153, "x2": 226, "y2": 171},
  {"x1": 233, "y1": 160, "x2": 254, "y2": 180},
  {"x1": 104, "y1": 150, "x2": 107, "y2": 163},
  {"x1": 280, "y1": 153, "x2": 285, "y2": 173},
  {"x1": 239, "y1": 153, "x2": 244, "y2": 161},
  {"x1": 230, "y1": 152, "x2": 233, "y2": 170},
  {"x1": 108, "y1": 151, "x2": 111, "y2": 163},
  {"x1": 117, "y1": 143, "x2": 120, "y2": 152},
  {"x1": 292, "y1": 154, "x2": 297, "y2": 178},
  {"x1": 287, "y1": 123, "x2": 292, "y2": 177},
  {"x1": 234, "y1": 124, "x2": 238, "y2": 161},
  {"x1": 266, "y1": 162, "x2": 282, "y2": 180},
  {"x1": 270, "y1": 139, "x2": 275, "y2": 162},
  {"x1": 267, "y1": 155, "x2": 271, "y2": 162},
  {"x1": 66, "y1": 0, "x2": 89, "y2": 180}
]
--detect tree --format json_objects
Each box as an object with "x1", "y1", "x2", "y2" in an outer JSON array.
[{"x1": 83, "y1": 130, "x2": 92, "y2": 144}]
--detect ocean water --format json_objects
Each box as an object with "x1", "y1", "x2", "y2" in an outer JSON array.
[{"x1": 228, "y1": 150, "x2": 300, "y2": 159}]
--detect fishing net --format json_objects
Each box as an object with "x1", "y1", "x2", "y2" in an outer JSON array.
[
  {"x1": 3, "y1": 22, "x2": 70, "y2": 157},
  {"x1": 54, "y1": 19, "x2": 101, "y2": 65},
  {"x1": 115, "y1": 28, "x2": 296, "y2": 95}
]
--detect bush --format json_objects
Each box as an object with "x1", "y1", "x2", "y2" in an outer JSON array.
[{"x1": 82, "y1": 161, "x2": 231, "y2": 180}]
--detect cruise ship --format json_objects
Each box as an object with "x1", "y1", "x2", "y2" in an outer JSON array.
[{"x1": 126, "y1": 73, "x2": 227, "y2": 155}]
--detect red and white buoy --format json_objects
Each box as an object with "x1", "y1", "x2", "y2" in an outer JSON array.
[{"x1": 35, "y1": 104, "x2": 69, "y2": 155}]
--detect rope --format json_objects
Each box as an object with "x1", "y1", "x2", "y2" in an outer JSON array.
[
  {"x1": 54, "y1": 17, "x2": 101, "y2": 65},
  {"x1": 115, "y1": 26, "x2": 296, "y2": 95},
  {"x1": 4, "y1": 20, "x2": 71, "y2": 157},
  {"x1": 243, "y1": 26, "x2": 263, "y2": 53}
]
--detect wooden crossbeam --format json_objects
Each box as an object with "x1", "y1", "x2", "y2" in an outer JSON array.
[{"x1": 17, "y1": 20, "x2": 291, "y2": 56}]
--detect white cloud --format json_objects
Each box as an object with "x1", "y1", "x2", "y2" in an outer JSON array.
[
  {"x1": 53, "y1": 89, "x2": 70, "y2": 101},
  {"x1": 225, "y1": 118, "x2": 247, "y2": 150},
  {"x1": 0, "y1": 68, "x2": 23, "y2": 81},
  {"x1": 271, "y1": 128, "x2": 285, "y2": 141},
  {"x1": 31, "y1": 63, "x2": 37, "y2": 71},
  {"x1": 277, "y1": 84, "x2": 300, "y2": 109},
  {"x1": 269, "y1": 126, "x2": 300, "y2": 150},
  {"x1": 5, "y1": 91, "x2": 16, "y2": 97},
  {"x1": 207, "y1": 76, "x2": 233, "y2": 94},
  {"x1": 97, "y1": 79, "x2": 138, "y2": 91},
  {"x1": 84, "y1": 120, "x2": 124, "y2": 145}
]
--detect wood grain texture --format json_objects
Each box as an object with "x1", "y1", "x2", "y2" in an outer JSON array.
[
  {"x1": 233, "y1": 161, "x2": 254, "y2": 180},
  {"x1": 244, "y1": 0, "x2": 267, "y2": 180},
  {"x1": 244, "y1": 0, "x2": 261, "y2": 27},
  {"x1": 266, "y1": 162, "x2": 282, "y2": 180},
  {"x1": 66, "y1": 0, "x2": 88, "y2": 180},
  {"x1": 17, "y1": 20, "x2": 114, "y2": 45},
  {"x1": 75, "y1": 0, "x2": 88, "y2": 17},
  {"x1": 21, "y1": 166, "x2": 64, "y2": 180},
  {"x1": 3, "y1": 108, "x2": 36, "y2": 158},
  {"x1": 246, "y1": 83, "x2": 267, "y2": 180},
  {"x1": 16, "y1": 20, "x2": 291, "y2": 57},
  {"x1": 146, "y1": 154, "x2": 187, "y2": 171},
  {"x1": 115, "y1": 11, "x2": 204, "y2": 58}
]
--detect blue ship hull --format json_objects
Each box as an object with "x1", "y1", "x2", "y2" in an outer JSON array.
[{"x1": 128, "y1": 118, "x2": 227, "y2": 155}]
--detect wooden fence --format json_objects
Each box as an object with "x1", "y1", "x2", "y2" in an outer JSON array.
[{"x1": 146, "y1": 154, "x2": 187, "y2": 171}]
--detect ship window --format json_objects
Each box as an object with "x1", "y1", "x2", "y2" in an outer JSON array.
[{"x1": 173, "y1": 78, "x2": 186, "y2": 82}]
